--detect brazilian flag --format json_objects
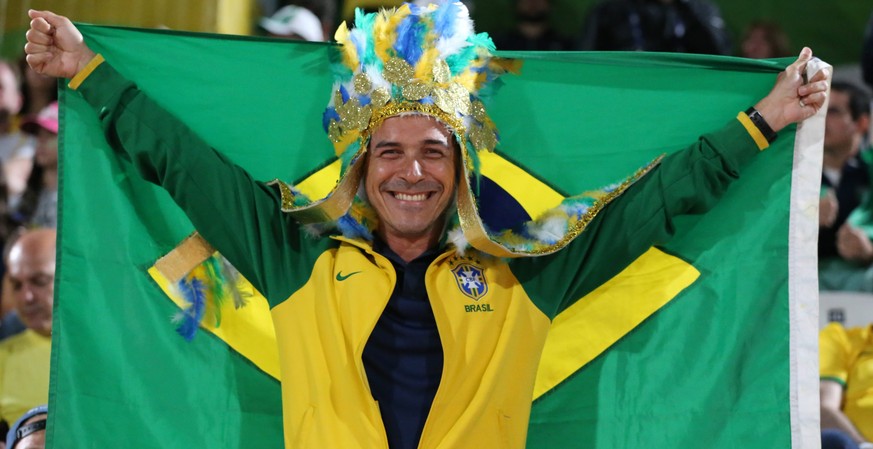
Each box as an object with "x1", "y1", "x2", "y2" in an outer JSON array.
[{"x1": 51, "y1": 25, "x2": 823, "y2": 448}]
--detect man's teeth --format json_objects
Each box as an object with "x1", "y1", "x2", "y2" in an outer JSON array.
[{"x1": 395, "y1": 193, "x2": 428, "y2": 201}]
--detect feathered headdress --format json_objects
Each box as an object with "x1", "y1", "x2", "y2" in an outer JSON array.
[{"x1": 268, "y1": 0, "x2": 659, "y2": 258}]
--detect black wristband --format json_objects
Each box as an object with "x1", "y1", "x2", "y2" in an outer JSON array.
[{"x1": 745, "y1": 107, "x2": 777, "y2": 143}]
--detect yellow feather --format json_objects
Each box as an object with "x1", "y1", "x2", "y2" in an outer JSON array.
[
  {"x1": 414, "y1": 47, "x2": 440, "y2": 82},
  {"x1": 334, "y1": 22, "x2": 359, "y2": 69},
  {"x1": 454, "y1": 71, "x2": 477, "y2": 91},
  {"x1": 373, "y1": 4, "x2": 411, "y2": 62}
]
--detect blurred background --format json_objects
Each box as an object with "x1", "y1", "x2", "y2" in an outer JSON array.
[{"x1": 0, "y1": 0, "x2": 867, "y2": 66}]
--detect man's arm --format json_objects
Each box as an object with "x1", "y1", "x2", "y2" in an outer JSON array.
[
  {"x1": 821, "y1": 379, "x2": 870, "y2": 445},
  {"x1": 514, "y1": 48, "x2": 828, "y2": 314},
  {"x1": 24, "y1": 10, "x2": 321, "y2": 304}
]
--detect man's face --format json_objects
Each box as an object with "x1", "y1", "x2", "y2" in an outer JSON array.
[
  {"x1": 365, "y1": 115, "x2": 456, "y2": 245},
  {"x1": 824, "y1": 90, "x2": 865, "y2": 156},
  {"x1": 8, "y1": 232, "x2": 56, "y2": 337}
]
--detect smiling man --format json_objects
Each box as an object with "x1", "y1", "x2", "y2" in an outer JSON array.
[{"x1": 24, "y1": 2, "x2": 829, "y2": 448}]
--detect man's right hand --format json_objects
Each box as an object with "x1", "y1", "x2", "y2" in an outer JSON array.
[{"x1": 24, "y1": 9, "x2": 96, "y2": 79}]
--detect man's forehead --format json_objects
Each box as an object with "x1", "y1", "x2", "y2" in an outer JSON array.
[{"x1": 371, "y1": 114, "x2": 455, "y2": 141}]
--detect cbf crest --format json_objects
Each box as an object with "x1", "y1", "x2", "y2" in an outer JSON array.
[{"x1": 451, "y1": 263, "x2": 488, "y2": 300}]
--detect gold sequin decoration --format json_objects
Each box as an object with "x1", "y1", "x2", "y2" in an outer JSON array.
[
  {"x1": 433, "y1": 88, "x2": 459, "y2": 115},
  {"x1": 370, "y1": 87, "x2": 391, "y2": 106},
  {"x1": 353, "y1": 72, "x2": 373, "y2": 93},
  {"x1": 366, "y1": 102, "x2": 466, "y2": 141},
  {"x1": 432, "y1": 59, "x2": 451, "y2": 84},
  {"x1": 328, "y1": 120, "x2": 343, "y2": 142},
  {"x1": 469, "y1": 125, "x2": 494, "y2": 152},
  {"x1": 333, "y1": 90, "x2": 344, "y2": 107},
  {"x1": 402, "y1": 81, "x2": 432, "y2": 101},
  {"x1": 470, "y1": 101, "x2": 488, "y2": 122},
  {"x1": 337, "y1": 98, "x2": 372, "y2": 131},
  {"x1": 384, "y1": 57, "x2": 414, "y2": 84},
  {"x1": 447, "y1": 83, "x2": 471, "y2": 115}
]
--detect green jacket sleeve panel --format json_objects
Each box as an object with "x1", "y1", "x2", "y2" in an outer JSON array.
[
  {"x1": 74, "y1": 61, "x2": 324, "y2": 306},
  {"x1": 511, "y1": 118, "x2": 762, "y2": 318}
]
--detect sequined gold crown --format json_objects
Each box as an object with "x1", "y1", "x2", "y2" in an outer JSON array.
[{"x1": 322, "y1": 1, "x2": 514, "y2": 171}]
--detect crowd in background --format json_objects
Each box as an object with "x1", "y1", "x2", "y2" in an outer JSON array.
[{"x1": 0, "y1": 0, "x2": 868, "y2": 448}]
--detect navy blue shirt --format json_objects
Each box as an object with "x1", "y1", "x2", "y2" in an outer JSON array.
[{"x1": 363, "y1": 239, "x2": 444, "y2": 449}]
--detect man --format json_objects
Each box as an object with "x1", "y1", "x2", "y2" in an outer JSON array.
[
  {"x1": 820, "y1": 322, "x2": 873, "y2": 449},
  {"x1": 4, "y1": 405, "x2": 47, "y2": 449},
  {"x1": 577, "y1": 0, "x2": 732, "y2": 54},
  {"x1": 24, "y1": 3, "x2": 827, "y2": 448},
  {"x1": 0, "y1": 61, "x2": 34, "y2": 211},
  {"x1": 817, "y1": 81, "x2": 873, "y2": 289},
  {"x1": 0, "y1": 229, "x2": 54, "y2": 426}
]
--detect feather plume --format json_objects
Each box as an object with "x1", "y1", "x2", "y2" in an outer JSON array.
[
  {"x1": 203, "y1": 256, "x2": 225, "y2": 327},
  {"x1": 374, "y1": 5, "x2": 411, "y2": 62},
  {"x1": 334, "y1": 22, "x2": 360, "y2": 69},
  {"x1": 394, "y1": 14, "x2": 425, "y2": 65},
  {"x1": 219, "y1": 256, "x2": 250, "y2": 309},
  {"x1": 176, "y1": 277, "x2": 206, "y2": 341}
]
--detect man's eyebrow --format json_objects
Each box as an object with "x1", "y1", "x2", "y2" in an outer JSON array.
[{"x1": 372, "y1": 138, "x2": 450, "y2": 149}]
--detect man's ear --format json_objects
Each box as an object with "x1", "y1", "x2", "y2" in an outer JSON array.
[{"x1": 857, "y1": 113, "x2": 871, "y2": 136}]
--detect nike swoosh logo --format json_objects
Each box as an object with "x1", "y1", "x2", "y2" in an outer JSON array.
[{"x1": 336, "y1": 271, "x2": 362, "y2": 281}]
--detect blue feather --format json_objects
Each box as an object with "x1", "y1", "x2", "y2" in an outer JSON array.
[
  {"x1": 337, "y1": 213, "x2": 374, "y2": 240},
  {"x1": 176, "y1": 277, "x2": 206, "y2": 341},
  {"x1": 339, "y1": 85, "x2": 350, "y2": 103},
  {"x1": 433, "y1": 1, "x2": 459, "y2": 38},
  {"x1": 323, "y1": 108, "x2": 340, "y2": 132},
  {"x1": 394, "y1": 15, "x2": 424, "y2": 65}
]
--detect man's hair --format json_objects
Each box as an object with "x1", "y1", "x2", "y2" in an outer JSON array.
[{"x1": 831, "y1": 80, "x2": 871, "y2": 121}]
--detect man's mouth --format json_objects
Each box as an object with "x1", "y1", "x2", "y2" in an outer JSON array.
[{"x1": 392, "y1": 192, "x2": 431, "y2": 201}]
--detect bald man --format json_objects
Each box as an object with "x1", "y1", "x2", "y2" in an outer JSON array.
[{"x1": 0, "y1": 229, "x2": 55, "y2": 426}]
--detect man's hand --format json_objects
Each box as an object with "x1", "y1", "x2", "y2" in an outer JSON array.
[
  {"x1": 836, "y1": 223, "x2": 873, "y2": 264},
  {"x1": 753, "y1": 47, "x2": 830, "y2": 133},
  {"x1": 820, "y1": 188, "x2": 838, "y2": 228},
  {"x1": 24, "y1": 9, "x2": 95, "y2": 79}
]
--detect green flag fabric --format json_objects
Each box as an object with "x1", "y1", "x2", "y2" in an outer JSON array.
[{"x1": 52, "y1": 25, "x2": 822, "y2": 448}]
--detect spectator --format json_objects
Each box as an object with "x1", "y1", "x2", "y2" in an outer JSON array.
[
  {"x1": 260, "y1": 4, "x2": 325, "y2": 41},
  {"x1": 4, "y1": 405, "x2": 46, "y2": 449},
  {"x1": 0, "y1": 230, "x2": 27, "y2": 342},
  {"x1": 739, "y1": 20, "x2": 791, "y2": 59},
  {"x1": 14, "y1": 102, "x2": 58, "y2": 229},
  {"x1": 492, "y1": 0, "x2": 573, "y2": 51},
  {"x1": 817, "y1": 82, "x2": 872, "y2": 277},
  {"x1": 0, "y1": 60, "x2": 34, "y2": 212},
  {"x1": 0, "y1": 229, "x2": 54, "y2": 425},
  {"x1": 576, "y1": 0, "x2": 731, "y2": 55},
  {"x1": 16, "y1": 58, "x2": 55, "y2": 119},
  {"x1": 820, "y1": 322, "x2": 873, "y2": 449}
]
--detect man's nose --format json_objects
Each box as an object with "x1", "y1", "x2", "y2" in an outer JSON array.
[
  {"x1": 401, "y1": 158, "x2": 424, "y2": 181},
  {"x1": 15, "y1": 286, "x2": 34, "y2": 307}
]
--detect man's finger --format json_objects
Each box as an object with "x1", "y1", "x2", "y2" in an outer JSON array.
[
  {"x1": 29, "y1": 17, "x2": 52, "y2": 34},
  {"x1": 23, "y1": 42, "x2": 51, "y2": 55},
  {"x1": 25, "y1": 53, "x2": 52, "y2": 67},
  {"x1": 25, "y1": 28, "x2": 52, "y2": 46},
  {"x1": 799, "y1": 80, "x2": 829, "y2": 97},
  {"x1": 28, "y1": 9, "x2": 65, "y2": 27}
]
